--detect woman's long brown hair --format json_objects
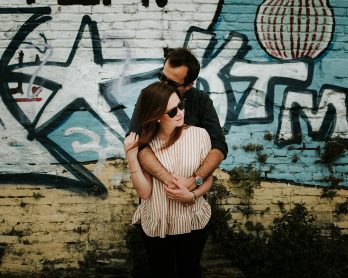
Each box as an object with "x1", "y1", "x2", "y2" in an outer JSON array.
[{"x1": 137, "y1": 82, "x2": 186, "y2": 150}]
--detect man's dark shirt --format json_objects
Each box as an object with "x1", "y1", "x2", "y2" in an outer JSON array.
[{"x1": 128, "y1": 87, "x2": 228, "y2": 159}]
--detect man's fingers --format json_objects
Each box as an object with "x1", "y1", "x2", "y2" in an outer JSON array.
[{"x1": 176, "y1": 182, "x2": 184, "y2": 189}]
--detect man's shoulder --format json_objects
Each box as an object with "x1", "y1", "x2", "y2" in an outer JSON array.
[
  {"x1": 189, "y1": 87, "x2": 208, "y2": 96},
  {"x1": 186, "y1": 87, "x2": 211, "y2": 103}
]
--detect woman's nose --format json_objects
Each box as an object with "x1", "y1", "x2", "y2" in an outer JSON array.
[{"x1": 178, "y1": 108, "x2": 184, "y2": 117}]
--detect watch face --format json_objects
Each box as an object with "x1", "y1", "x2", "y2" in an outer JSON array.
[{"x1": 195, "y1": 177, "x2": 203, "y2": 186}]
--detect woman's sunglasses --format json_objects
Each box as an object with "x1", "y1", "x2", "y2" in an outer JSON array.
[
  {"x1": 157, "y1": 72, "x2": 186, "y2": 88},
  {"x1": 165, "y1": 100, "x2": 185, "y2": 118}
]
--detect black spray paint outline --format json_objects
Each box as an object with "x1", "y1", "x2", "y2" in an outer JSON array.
[{"x1": 27, "y1": 0, "x2": 112, "y2": 5}]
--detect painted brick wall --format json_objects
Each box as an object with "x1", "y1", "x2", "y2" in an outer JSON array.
[
  {"x1": 1, "y1": 165, "x2": 348, "y2": 273},
  {"x1": 0, "y1": 0, "x2": 348, "y2": 273}
]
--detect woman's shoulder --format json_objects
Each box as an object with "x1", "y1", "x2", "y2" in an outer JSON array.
[{"x1": 187, "y1": 126, "x2": 209, "y2": 137}]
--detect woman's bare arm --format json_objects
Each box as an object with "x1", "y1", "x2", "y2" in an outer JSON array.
[{"x1": 125, "y1": 133, "x2": 152, "y2": 199}]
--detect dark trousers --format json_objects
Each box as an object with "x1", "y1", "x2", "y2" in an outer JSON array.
[{"x1": 141, "y1": 226, "x2": 208, "y2": 278}]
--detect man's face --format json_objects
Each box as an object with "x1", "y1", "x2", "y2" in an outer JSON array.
[{"x1": 162, "y1": 60, "x2": 193, "y2": 96}]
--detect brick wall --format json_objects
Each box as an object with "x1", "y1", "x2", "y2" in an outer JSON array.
[
  {"x1": 0, "y1": 0, "x2": 348, "y2": 273},
  {"x1": 0, "y1": 159, "x2": 136, "y2": 273},
  {"x1": 1, "y1": 164, "x2": 348, "y2": 273}
]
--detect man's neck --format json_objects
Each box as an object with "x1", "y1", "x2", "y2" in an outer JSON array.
[{"x1": 180, "y1": 87, "x2": 191, "y2": 99}]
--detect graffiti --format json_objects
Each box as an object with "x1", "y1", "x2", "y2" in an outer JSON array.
[
  {"x1": 0, "y1": 117, "x2": 5, "y2": 129},
  {"x1": 0, "y1": 1, "x2": 348, "y2": 196},
  {"x1": 277, "y1": 85, "x2": 348, "y2": 144},
  {"x1": 141, "y1": 0, "x2": 167, "y2": 8},
  {"x1": 65, "y1": 127, "x2": 120, "y2": 174},
  {"x1": 0, "y1": 8, "x2": 125, "y2": 197},
  {"x1": 58, "y1": 0, "x2": 111, "y2": 5},
  {"x1": 27, "y1": 0, "x2": 112, "y2": 5},
  {"x1": 0, "y1": 4, "x2": 225, "y2": 197},
  {"x1": 19, "y1": 41, "x2": 52, "y2": 124},
  {"x1": 256, "y1": 0, "x2": 335, "y2": 60},
  {"x1": 228, "y1": 59, "x2": 310, "y2": 125}
]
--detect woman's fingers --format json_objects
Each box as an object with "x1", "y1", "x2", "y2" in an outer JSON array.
[
  {"x1": 165, "y1": 186, "x2": 183, "y2": 199},
  {"x1": 164, "y1": 186, "x2": 176, "y2": 198},
  {"x1": 126, "y1": 132, "x2": 138, "y2": 143},
  {"x1": 124, "y1": 132, "x2": 139, "y2": 153}
]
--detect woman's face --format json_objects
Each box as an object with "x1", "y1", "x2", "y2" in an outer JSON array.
[{"x1": 159, "y1": 92, "x2": 185, "y2": 129}]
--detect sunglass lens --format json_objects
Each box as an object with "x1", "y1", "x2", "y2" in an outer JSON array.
[
  {"x1": 167, "y1": 107, "x2": 177, "y2": 118},
  {"x1": 167, "y1": 101, "x2": 184, "y2": 118},
  {"x1": 158, "y1": 72, "x2": 182, "y2": 88}
]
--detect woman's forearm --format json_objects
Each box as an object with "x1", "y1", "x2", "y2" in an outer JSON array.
[{"x1": 127, "y1": 153, "x2": 152, "y2": 199}]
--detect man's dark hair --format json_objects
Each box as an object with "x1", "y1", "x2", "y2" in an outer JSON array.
[{"x1": 164, "y1": 48, "x2": 200, "y2": 85}]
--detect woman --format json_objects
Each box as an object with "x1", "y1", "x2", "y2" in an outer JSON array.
[{"x1": 124, "y1": 82, "x2": 212, "y2": 278}]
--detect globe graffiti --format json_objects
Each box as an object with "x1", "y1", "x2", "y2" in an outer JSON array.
[{"x1": 255, "y1": 0, "x2": 334, "y2": 60}]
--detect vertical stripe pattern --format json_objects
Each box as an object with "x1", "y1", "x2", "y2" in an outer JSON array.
[
  {"x1": 255, "y1": 0, "x2": 334, "y2": 60},
  {"x1": 132, "y1": 126, "x2": 212, "y2": 238}
]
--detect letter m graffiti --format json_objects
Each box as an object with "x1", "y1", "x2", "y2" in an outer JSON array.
[{"x1": 276, "y1": 85, "x2": 348, "y2": 146}]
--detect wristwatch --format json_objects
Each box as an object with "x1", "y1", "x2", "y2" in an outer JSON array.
[{"x1": 193, "y1": 172, "x2": 203, "y2": 187}]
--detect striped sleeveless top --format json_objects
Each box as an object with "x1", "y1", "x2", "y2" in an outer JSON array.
[{"x1": 132, "y1": 126, "x2": 212, "y2": 238}]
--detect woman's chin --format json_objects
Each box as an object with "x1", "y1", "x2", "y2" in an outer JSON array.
[{"x1": 177, "y1": 118, "x2": 184, "y2": 126}]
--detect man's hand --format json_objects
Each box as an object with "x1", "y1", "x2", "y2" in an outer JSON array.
[{"x1": 172, "y1": 175, "x2": 195, "y2": 191}]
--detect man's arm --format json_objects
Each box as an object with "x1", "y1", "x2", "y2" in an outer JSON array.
[
  {"x1": 200, "y1": 93, "x2": 228, "y2": 158},
  {"x1": 137, "y1": 140, "x2": 223, "y2": 191},
  {"x1": 128, "y1": 94, "x2": 141, "y2": 136},
  {"x1": 183, "y1": 92, "x2": 227, "y2": 190},
  {"x1": 165, "y1": 175, "x2": 213, "y2": 203},
  {"x1": 196, "y1": 149, "x2": 224, "y2": 178},
  {"x1": 190, "y1": 148, "x2": 223, "y2": 183},
  {"x1": 184, "y1": 147, "x2": 224, "y2": 192},
  {"x1": 138, "y1": 146, "x2": 177, "y2": 188}
]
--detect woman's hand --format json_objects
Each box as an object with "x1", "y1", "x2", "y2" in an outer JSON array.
[
  {"x1": 164, "y1": 183, "x2": 193, "y2": 203},
  {"x1": 124, "y1": 132, "x2": 139, "y2": 158}
]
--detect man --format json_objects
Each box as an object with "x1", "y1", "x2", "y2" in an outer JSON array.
[{"x1": 128, "y1": 47, "x2": 228, "y2": 192}]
